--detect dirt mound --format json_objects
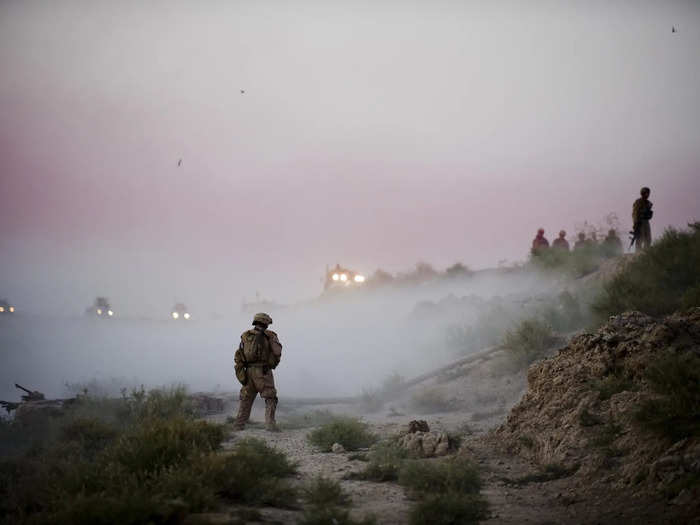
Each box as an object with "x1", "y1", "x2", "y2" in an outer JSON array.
[{"x1": 495, "y1": 308, "x2": 700, "y2": 509}]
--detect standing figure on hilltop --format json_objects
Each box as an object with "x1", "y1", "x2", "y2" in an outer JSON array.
[
  {"x1": 531, "y1": 228, "x2": 550, "y2": 255},
  {"x1": 233, "y1": 313, "x2": 283, "y2": 431},
  {"x1": 602, "y1": 229, "x2": 623, "y2": 258},
  {"x1": 631, "y1": 187, "x2": 653, "y2": 251},
  {"x1": 574, "y1": 232, "x2": 588, "y2": 251},
  {"x1": 552, "y1": 230, "x2": 570, "y2": 251}
]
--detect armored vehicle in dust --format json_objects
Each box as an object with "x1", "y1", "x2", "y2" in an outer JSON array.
[
  {"x1": 86, "y1": 297, "x2": 114, "y2": 318},
  {"x1": 0, "y1": 298, "x2": 15, "y2": 314},
  {"x1": 324, "y1": 263, "x2": 366, "y2": 291},
  {"x1": 171, "y1": 303, "x2": 191, "y2": 320}
]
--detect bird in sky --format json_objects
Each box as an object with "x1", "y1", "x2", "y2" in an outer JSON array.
[
  {"x1": 177, "y1": 159, "x2": 182, "y2": 167},
  {"x1": 672, "y1": 26, "x2": 677, "y2": 33},
  {"x1": 240, "y1": 89, "x2": 245, "y2": 94}
]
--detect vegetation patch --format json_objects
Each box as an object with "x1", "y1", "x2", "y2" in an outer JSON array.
[
  {"x1": 593, "y1": 222, "x2": 700, "y2": 318},
  {"x1": 397, "y1": 456, "x2": 488, "y2": 525},
  {"x1": 303, "y1": 476, "x2": 351, "y2": 507},
  {"x1": 398, "y1": 457, "x2": 482, "y2": 495},
  {"x1": 349, "y1": 441, "x2": 407, "y2": 481},
  {"x1": 502, "y1": 318, "x2": 556, "y2": 367},
  {"x1": 408, "y1": 493, "x2": 489, "y2": 525},
  {"x1": 635, "y1": 351, "x2": 700, "y2": 441},
  {"x1": 307, "y1": 417, "x2": 377, "y2": 452},
  {"x1": 0, "y1": 388, "x2": 298, "y2": 523},
  {"x1": 298, "y1": 506, "x2": 377, "y2": 525}
]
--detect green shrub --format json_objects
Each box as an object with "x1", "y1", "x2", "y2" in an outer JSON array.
[
  {"x1": 105, "y1": 417, "x2": 224, "y2": 478},
  {"x1": 298, "y1": 506, "x2": 377, "y2": 525},
  {"x1": 502, "y1": 318, "x2": 555, "y2": 366},
  {"x1": 350, "y1": 441, "x2": 407, "y2": 481},
  {"x1": 635, "y1": 351, "x2": 700, "y2": 440},
  {"x1": 303, "y1": 476, "x2": 351, "y2": 507},
  {"x1": 408, "y1": 493, "x2": 489, "y2": 525},
  {"x1": 398, "y1": 457, "x2": 481, "y2": 495},
  {"x1": 0, "y1": 390, "x2": 300, "y2": 523},
  {"x1": 307, "y1": 417, "x2": 377, "y2": 452},
  {"x1": 594, "y1": 223, "x2": 700, "y2": 318}
]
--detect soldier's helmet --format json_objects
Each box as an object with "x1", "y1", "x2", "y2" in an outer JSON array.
[
  {"x1": 253, "y1": 312, "x2": 273, "y2": 326},
  {"x1": 640, "y1": 187, "x2": 650, "y2": 196},
  {"x1": 559, "y1": 230, "x2": 566, "y2": 237},
  {"x1": 537, "y1": 228, "x2": 545, "y2": 235}
]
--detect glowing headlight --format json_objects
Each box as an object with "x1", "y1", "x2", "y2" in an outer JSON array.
[
  {"x1": 354, "y1": 275, "x2": 365, "y2": 283},
  {"x1": 332, "y1": 273, "x2": 339, "y2": 281},
  {"x1": 9, "y1": 306, "x2": 14, "y2": 313},
  {"x1": 97, "y1": 309, "x2": 102, "y2": 315},
  {"x1": 107, "y1": 310, "x2": 113, "y2": 316},
  {"x1": 340, "y1": 274, "x2": 347, "y2": 281},
  {"x1": 183, "y1": 313, "x2": 190, "y2": 320},
  {"x1": 172, "y1": 312, "x2": 179, "y2": 319},
  {"x1": 0, "y1": 307, "x2": 4, "y2": 313}
]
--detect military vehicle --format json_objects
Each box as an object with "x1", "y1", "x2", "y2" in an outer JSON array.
[
  {"x1": 171, "y1": 303, "x2": 191, "y2": 320},
  {"x1": 0, "y1": 298, "x2": 15, "y2": 314},
  {"x1": 324, "y1": 263, "x2": 366, "y2": 291},
  {"x1": 86, "y1": 297, "x2": 114, "y2": 318}
]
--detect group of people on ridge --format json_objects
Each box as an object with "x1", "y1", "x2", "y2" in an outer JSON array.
[{"x1": 531, "y1": 187, "x2": 654, "y2": 257}]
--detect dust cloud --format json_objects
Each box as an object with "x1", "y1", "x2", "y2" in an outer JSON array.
[{"x1": 0, "y1": 266, "x2": 560, "y2": 402}]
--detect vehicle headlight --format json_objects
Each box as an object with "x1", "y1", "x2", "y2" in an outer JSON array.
[
  {"x1": 354, "y1": 275, "x2": 365, "y2": 283},
  {"x1": 183, "y1": 313, "x2": 190, "y2": 319},
  {"x1": 107, "y1": 310, "x2": 113, "y2": 316},
  {"x1": 340, "y1": 274, "x2": 347, "y2": 281},
  {"x1": 0, "y1": 307, "x2": 4, "y2": 313},
  {"x1": 172, "y1": 312, "x2": 179, "y2": 319},
  {"x1": 97, "y1": 309, "x2": 102, "y2": 315},
  {"x1": 9, "y1": 306, "x2": 14, "y2": 313},
  {"x1": 332, "y1": 273, "x2": 339, "y2": 281}
]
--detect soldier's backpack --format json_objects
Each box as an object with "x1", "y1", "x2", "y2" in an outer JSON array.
[{"x1": 241, "y1": 329, "x2": 282, "y2": 369}]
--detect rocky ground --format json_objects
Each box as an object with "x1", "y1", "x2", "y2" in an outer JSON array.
[{"x1": 191, "y1": 309, "x2": 699, "y2": 524}]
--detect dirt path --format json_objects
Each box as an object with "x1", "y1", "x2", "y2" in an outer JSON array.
[{"x1": 199, "y1": 407, "x2": 594, "y2": 525}]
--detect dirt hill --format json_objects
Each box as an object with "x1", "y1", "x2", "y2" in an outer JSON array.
[{"x1": 495, "y1": 308, "x2": 700, "y2": 515}]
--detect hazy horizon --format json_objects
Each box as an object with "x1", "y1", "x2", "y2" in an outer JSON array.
[{"x1": 2, "y1": 0, "x2": 699, "y2": 314}]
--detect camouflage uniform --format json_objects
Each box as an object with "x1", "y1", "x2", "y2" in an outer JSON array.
[
  {"x1": 632, "y1": 191, "x2": 653, "y2": 252},
  {"x1": 233, "y1": 313, "x2": 283, "y2": 431}
]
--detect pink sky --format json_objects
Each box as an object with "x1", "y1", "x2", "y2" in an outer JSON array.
[{"x1": 1, "y1": 0, "x2": 699, "y2": 312}]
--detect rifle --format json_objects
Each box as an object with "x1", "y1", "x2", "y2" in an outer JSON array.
[{"x1": 629, "y1": 222, "x2": 640, "y2": 249}]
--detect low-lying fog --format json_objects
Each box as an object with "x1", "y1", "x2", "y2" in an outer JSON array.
[{"x1": 0, "y1": 268, "x2": 558, "y2": 403}]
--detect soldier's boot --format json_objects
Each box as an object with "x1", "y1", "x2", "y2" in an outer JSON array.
[
  {"x1": 233, "y1": 397, "x2": 253, "y2": 431},
  {"x1": 265, "y1": 397, "x2": 279, "y2": 432}
]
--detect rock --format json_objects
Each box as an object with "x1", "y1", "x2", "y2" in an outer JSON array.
[
  {"x1": 495, "y1": 308, "x2": 700, "y2": 503},
  {"x1": 397, "y1": 430, "x2": 450, "y2": 457},
  {"x1": 331, "y1": 442, "x2": 346, "y2": 453},
  {"x1": 408, "y1": 420, "x2": 430, "y2": 433}
]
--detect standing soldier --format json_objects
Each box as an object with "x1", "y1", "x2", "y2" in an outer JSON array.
[
  {"x1": 233, "y1": 313, "x2": 283, "y2": 431},
  {"x1": 602, "y1": 229, "x2": 623, "y2": 257},
  {"x1": 574, "y1": 232, "x2": 588, "y2": 251},
  {"x1": 631, "y1": 187, "x2": 653, "y2": 251},
  {"x1": 552, "y1": 230, "x2": 570, "y2": 251},
  {"x1": 531, "y1": 228, "x2": 550, "y2": 255}
]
